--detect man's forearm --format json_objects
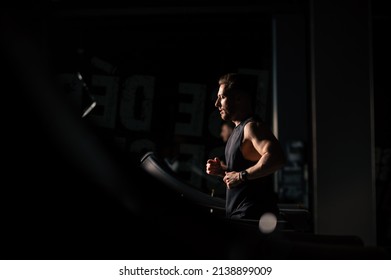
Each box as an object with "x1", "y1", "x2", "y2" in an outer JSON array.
[{"x1": 245, "y1": 153, "x2": 285, "y2": 180}]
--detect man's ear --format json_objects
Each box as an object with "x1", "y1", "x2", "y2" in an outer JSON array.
[{"x1": 234, "y1": 92, "x2": 242, "y2": 103}]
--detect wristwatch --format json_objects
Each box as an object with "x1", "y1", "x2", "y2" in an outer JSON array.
[{"x1": 240, "y1": 170, "x2": 248, "y2": 182}]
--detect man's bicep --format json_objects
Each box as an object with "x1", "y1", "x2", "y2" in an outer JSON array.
[
  {"x1": 247, "y1": 122, "x2": 278, "y2": 155},
  {"x1": 252, "y1": 138, "x2": 275, "y2": 156}
]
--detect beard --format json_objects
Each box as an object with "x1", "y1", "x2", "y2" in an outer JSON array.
[
  {"x1": 220, "y1": 107, "x2": 235, "y2": 121},
  {"x1": 220, "y1": 111, "x2": 230, "y2": 121}
]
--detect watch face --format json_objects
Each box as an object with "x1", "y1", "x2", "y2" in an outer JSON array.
[{"x1": 241, "y1": 171, "x2": 248, "y2": 181}]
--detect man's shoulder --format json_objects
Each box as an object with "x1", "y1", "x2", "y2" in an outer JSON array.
[
  {"x1": 244, "y1": 118, "x2": 266, "y2": 130},
  {"x1": 243, "y1": 118, "x2": 273, "y2": 139},
  {"x1": 245, "y1": 115, "x2": 264, "y2": 125}
]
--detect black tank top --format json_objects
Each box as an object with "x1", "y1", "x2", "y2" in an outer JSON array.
[{"x1": 224, "y1": 117, "x2": 279, "y2": 219}]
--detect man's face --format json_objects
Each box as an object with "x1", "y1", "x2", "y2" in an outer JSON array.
[{"x1": 215, "y1": 84, "x2": 236, "y2": 121}]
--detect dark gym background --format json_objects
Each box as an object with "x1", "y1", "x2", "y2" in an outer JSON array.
[{"x1": 1, "y1": 0, "x2": 390, "y2": 259}]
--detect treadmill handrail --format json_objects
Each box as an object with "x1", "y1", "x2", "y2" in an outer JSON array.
[{"x1": 140, "y1": 152, "x2": 226, "y2": 210}]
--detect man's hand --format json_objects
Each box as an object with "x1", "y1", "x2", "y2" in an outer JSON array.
[
  {"x1": 223, "y1": 171, "x2": 241, "y2": 189},
  {"x1": 206, "y1": 157, "x2": 224, "y2": 177}
]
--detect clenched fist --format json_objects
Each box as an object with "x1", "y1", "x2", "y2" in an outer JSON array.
[{"x1": 205, "y1": 157, "x2": 225, "y2": 177}]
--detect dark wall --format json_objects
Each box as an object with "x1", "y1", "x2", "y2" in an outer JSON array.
[
  {"x1": 1, "y1": 0, "x2": 389, "y2": 258},
  {"x1": 372, "y1": 0, "x2": 391, "y2": 248},
  {"x1": 310, "y1": 0, "x2": 376, "y2": 245},
  {"x1": 274, "y1": 13, "x2": 309, "y2": 207}
]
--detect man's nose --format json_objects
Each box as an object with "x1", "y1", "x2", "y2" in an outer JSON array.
[{"x1": 214, "y1": 98, "x2": 220, "y2": 108}]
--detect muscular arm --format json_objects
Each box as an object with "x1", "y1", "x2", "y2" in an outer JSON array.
[
  {"x1": 222, "y1": 121, "x2": 285, "y2": 189},
  {"x1": 243, "y1": 121, "x2": 285, "y2": 181}
]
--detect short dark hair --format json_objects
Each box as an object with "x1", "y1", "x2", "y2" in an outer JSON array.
[{"x1": 218, "y1": 73, "x2": 257, "y2": 99}]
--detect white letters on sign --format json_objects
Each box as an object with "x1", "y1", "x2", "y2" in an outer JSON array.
[
  {"x1": 120, "y1": 75, "x2": 155, "y2": 132},
  {"x1": 179, "y1": 144, "x2": 205, "y2": 189},
  {"x1": 175, "y1": 83, "x2": 206, "y2": 137},
  {"x1": 88, "y1": 75, "x2": 119, "y2": 129}
]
